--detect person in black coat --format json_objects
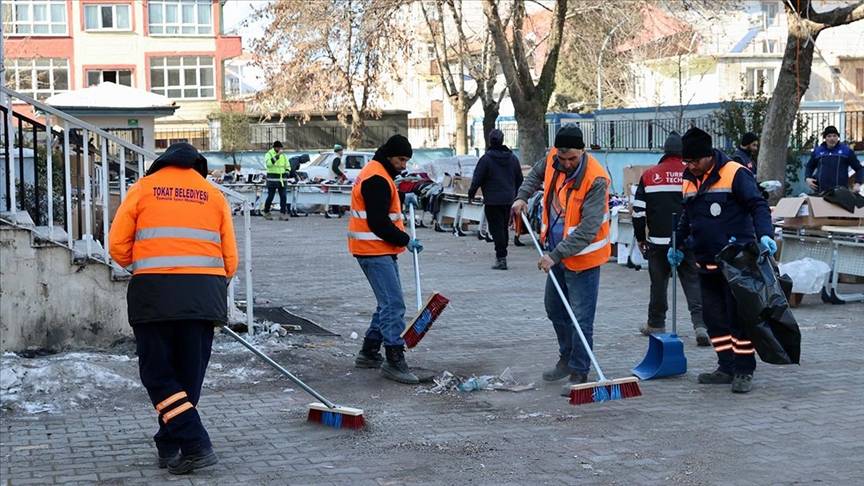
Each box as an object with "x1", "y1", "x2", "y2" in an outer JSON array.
[{"x1": 468, "y1": 129, "x2": 524, "y2": 270}]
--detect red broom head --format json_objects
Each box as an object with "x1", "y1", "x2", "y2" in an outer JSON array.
[
  {"x1": 569, "y1": 387, "x2": 594, "y2": 406},
  {"x1": 619, "y1": 380, "x2": 642, "y2": 399},
  {"x1": 307, "y1": 404, "x2": 365, "y2": 429}
]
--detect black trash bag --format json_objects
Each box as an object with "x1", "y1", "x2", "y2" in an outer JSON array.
[{"x1": 716, "y1": 243, "x2": 801, "y2": 365}]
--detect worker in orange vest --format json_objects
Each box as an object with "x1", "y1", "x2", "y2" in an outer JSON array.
[
  {"x1": 109, "y1": 143, "x2": 238, "y2": 475},
  {"x1": 512, "y1": 126, "x2": 611, "y2": 397},
  {"x1": 348, "y1": 134, "x2": 423, "y2": 384}
]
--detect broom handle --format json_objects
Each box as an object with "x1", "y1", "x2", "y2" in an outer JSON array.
[
  {"x1": 221, "y1": 326, "x2": 336, "y2": 409},
  {"x1": 409, "y1": 203, "x2": 423, "y2": 311},
  {"x1": 671, "y1": 213, "x2": 678, "y2": 336},
  {"x1": 520, "y1": 212, "x2": 608, "y2": 382}
]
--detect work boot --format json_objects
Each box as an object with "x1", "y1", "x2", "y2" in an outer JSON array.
[
  {"x1": 262, "y1": 211, "x2": 274, "y2": 220},
  {"x1": 695, "y1": 327, "x2": 710, "y2": 347},
  {"x1": 381, "y1": 346, "x2": 419, "y2": 384},
  {"x1": 560, "y1": 372, "x2": 588, "y2": 397},
  {"x1": 354, "y1": 338, "x2": 384, "y2": 369},
  {"x1": 167, "y1": 448, "x2": 218, "y2": 475},
  {"x1": 491, "y1": 257, "x2": 508, "y2": 270},
  {"x1": 278, "y1": 212, "x2": 290, "y2": 221},
  {"x1": 513, "y1": 236, "x2": 525, "y2": 247},
  {"x1": 698, "y1": 368, "x2": 734, "y2": 384},
  {"x1": 157, "y1": 451, "x2": 180, "y2": 469},
  {"x1": 731, "y1": 374, "x2": 753, "y2": 393},
  {"x1": 640, "y1": 323, "x2": 666, "y2": 336},
  {"x1": 542, "y1": 357, "x2": 570, "y2": 382}
]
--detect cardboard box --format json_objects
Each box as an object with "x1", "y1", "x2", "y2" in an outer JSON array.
[
  {"x1": 773, "y1": 196, "x2": 864, "y2": 228},
  {"x1": 622, "y1": 165, "x2": 654, "y2": 198}
]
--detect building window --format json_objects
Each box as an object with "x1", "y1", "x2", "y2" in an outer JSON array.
[
  {"x1": 150, "y1": 56, "x2": 215, "y2": 99},
  {"x1": 762, "y1": 2, "x2": 779, "y2": 28},
  {"x1": 148, "y1": 0, "x2": 212, "y2": 35},
  {"x1": 3, "y1": 58, "x2": 69, "y2": 100},
  {"x1": 1, "y1": 0, "x2": 67, "y2": 35},
  {"x1": 83, "y1": 4, "x2": 131, "y2": 31},
  {"x1": 856, "y1": 68, "x2": 864, "y2": 94},
  {"x1": 761, "y1": 39, "x2": 778, "y2": 54},
  {"x1": 745, "y1": 67, "x2": 774, "y2": 96},
  {"x1": 86, "y1": 69, "x2": 133, "y2": 87}
]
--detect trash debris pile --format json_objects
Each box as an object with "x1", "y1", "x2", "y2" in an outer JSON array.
[{"x1": 423, "y1": 367, "x2": 535, "y2": 394}]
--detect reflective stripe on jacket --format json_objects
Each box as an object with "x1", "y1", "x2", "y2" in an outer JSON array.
[
  {"x1": 109, "y1": 166, "x2": 238, "y2": 277},
  {"x1": 347, "y1": 160, "x2": 406, "y2": 256},
  {"x1": 539, "y1": 148, "x2": 611, "y2": 271}
]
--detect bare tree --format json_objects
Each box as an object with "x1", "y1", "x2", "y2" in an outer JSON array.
[
  {"x1": 483, "y1": 0, "x2": 568, "y2": 166},
  {"x1": 759, "y1": 1, "x2": 864, "y2": 189},
  {"x1": 419, "y1": 0, "x2": 478, "y2": 154},
  {"x1": 475, "y1": 32, "x2": 508, "y2": 147},
  {"x1": 250, "y1": 0, "x2": 408, "y2": 149}
]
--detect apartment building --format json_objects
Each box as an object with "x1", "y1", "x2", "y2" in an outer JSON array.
[{"x1": 2, "y1": 0, "x2": 242, "y2": 146}]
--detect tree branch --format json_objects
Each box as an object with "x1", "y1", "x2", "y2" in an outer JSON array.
[
  {"x1": 535, "y1": 0, "x2": 568, "y2": 99},
  {"x1": 482, "y1": 0, "x2": 524, "y2": 103},
  {"x1": 808, "y1": 1, "x2": 864, "y2": 27}
]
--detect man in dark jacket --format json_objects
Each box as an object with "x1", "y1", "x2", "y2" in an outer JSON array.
[
  {"x1": 109, "y1": 143, "x2": 238, "y2": 474},
  {"x1": 349, "y1": 135, "x2": 424, "y2": 384},
  {"x1": 805, "y1": 126, "x2": 862, "y2": 193},
  {"x1": 731, "y1": 132, "x2": 759, "y2": 174},
  {"x1": 633, "y1": 132, "x2": 708, "y2": 345},
  {"x1": 469, "y1": 129, "x2": 524, "y2": 270},
  {"x1": 670, "y1": 128, "x2": 774, "y2": 394}
]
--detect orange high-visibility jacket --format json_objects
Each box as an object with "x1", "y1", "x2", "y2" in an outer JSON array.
[
  {"x1": 347, "y1": 160, "x2": 406, "y2": 256},
  {"x1": 109, "y1": 166, "x2": 238, "y2": 277},
  {"x1": 540, "y1": 148, "x2": 611, "y2": 271}
]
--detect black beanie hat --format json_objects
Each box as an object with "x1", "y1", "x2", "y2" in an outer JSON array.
[
  {"x1": 664, "y1": 131, "x2": 682, "y2": 156},
  {"x1": 375, "y1": 134, "x2": 413, "y2": 161},
  {"x1": 681, "y1": 127, "x2": 713, "y2": 160},
  {"x1": 273, "y1": 141, "x2": 283, "y2": 149},
  {"x1": 740, "y1": 132, "x2": 758, "y2": 146},
  {"x1": 554, "y1": 125, "x2": 585, "y2": 150},
  {"x1": 822, "y1": 125, "x2": 840, "y2": 137}
]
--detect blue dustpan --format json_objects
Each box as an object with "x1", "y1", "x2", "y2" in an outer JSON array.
[
  {"x1": 633, "y1": 214, "x2": 687, "y2": 380},
  {"x1": 632, "y1": 332, "x2": 687, "y2": 379}
]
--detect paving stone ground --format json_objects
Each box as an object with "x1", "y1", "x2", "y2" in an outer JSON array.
[{"x1": 2, "y1": 215, "x2": 863, "y2": 485}]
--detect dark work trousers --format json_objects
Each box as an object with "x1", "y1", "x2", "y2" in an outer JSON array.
[
  {"x1": 133, "y1": 321, "x2": 215, "y2": 456},
  {"x1": 264, "y1": 178, "x2": 287, "y2": 214},
  {"x1": 699, "y1": 271, "x2": 756, "y2": 375},
  {"x1": 646, "y1": 244, "x2": 705, "y2": 329},
  {"x1": 484, "y1": 204, "x2": 511, "y2": 259}
]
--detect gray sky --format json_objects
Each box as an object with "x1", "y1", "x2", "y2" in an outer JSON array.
[{"x1": 222, "y1": 0, "x2": 268, "y2": 47}]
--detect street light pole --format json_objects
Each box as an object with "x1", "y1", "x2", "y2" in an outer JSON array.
[{"x1": 596, "y1": 18, "x2": 628, "y2": 111}]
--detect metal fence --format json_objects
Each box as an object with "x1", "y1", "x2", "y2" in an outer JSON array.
[
  {"x1": 156, "y1": 123, "x2": 404, "y2": 152},
  {"x1": 481, "y1": 110, "x2": 864, "y2": 152}
]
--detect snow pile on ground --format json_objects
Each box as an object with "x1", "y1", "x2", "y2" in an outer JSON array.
[{"x1": 1, "y1": 352, "x2": 141, "y2": 414}]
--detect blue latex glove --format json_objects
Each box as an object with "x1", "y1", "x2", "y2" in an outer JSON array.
[
  {"x1": 407, "y1": 239, "x2": 423, "y2": 254},
  {"x1": 760, "y1": 235, "x2": 777, "y2": 256},
  {"x1": 404, "y1": 193, "x2": 419, "y2": 209},
  {"x1": 667, "y1": 247, "x2": 684, "y2": 267}
]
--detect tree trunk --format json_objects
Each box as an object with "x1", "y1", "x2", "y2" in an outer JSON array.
[
  {"x1": 759, "y1": 17, "x2": 817, "y2": 191},
  {"x1": 453, "y1": 96, "x2": 469, "y2": 155},
  {"x1": 348, "y1": 111, "x2": 365, "y2": 150},
  {"x1": 481, "y1": 101, "x2": 500, "y2": 149},
  {"x1": 515, "y1": 104, "x2": 547, "y2": 166}
]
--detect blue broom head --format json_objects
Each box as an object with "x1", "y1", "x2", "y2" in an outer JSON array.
[
  {"x1": 593, "y1": 385, "x2": 610, "y2": 402},
  {"x1": 610, "y1": 383, "x2": 622, "y2": 400},
  {"x1": 322, "y1": 411, "x2": 343, "y2": 428}
]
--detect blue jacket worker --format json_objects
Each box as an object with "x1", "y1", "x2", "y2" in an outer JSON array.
[
  {"x1": 731, "y1": 131, "x2": 759, "y2": 175},
  {"x1": 670, "y1": 127, "x2": 773, "y2": 394},
  {"x1": 468, "y1": 129, "x2": 524, "y2": 270},
  {"x1": 805, "y1": 125, "x2": 863, "y2": 193}
]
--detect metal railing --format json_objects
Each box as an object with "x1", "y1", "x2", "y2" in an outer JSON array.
[
  {"x1": 473, "y1": 110, "x2": 864, "y2": 152},
  {"x1": 1, "y1": 86, "x2": 256, "y2": 333},
  {"x1": 155, "y1": 123, "x2": 405, "y2": 153}
]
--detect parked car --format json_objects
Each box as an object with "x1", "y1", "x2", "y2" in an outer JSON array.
[{"x1": 297, "y1": 151, "x2": 374, "y2": 182}]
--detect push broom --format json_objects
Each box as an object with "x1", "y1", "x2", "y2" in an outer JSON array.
[
  {"x1": 520, "y1": 212, "x2": 641, "y2": 405},
  {"x1": 400, "y1": 202, "x2": 449, "y2": 348},
  {"x1": 221, "y1": 326, "x2": 365, "y2": 429}
]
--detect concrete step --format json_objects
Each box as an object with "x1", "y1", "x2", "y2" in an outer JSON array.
[
  {"x1": 0, "y1": 210, "x2": 35, "y2": 228},
  {"x1": 33, "y1": 226, "x2": 69, "y2": 245},
  {"x1": 72, "y1": 238, "x2": 107, "y2": 264}
]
